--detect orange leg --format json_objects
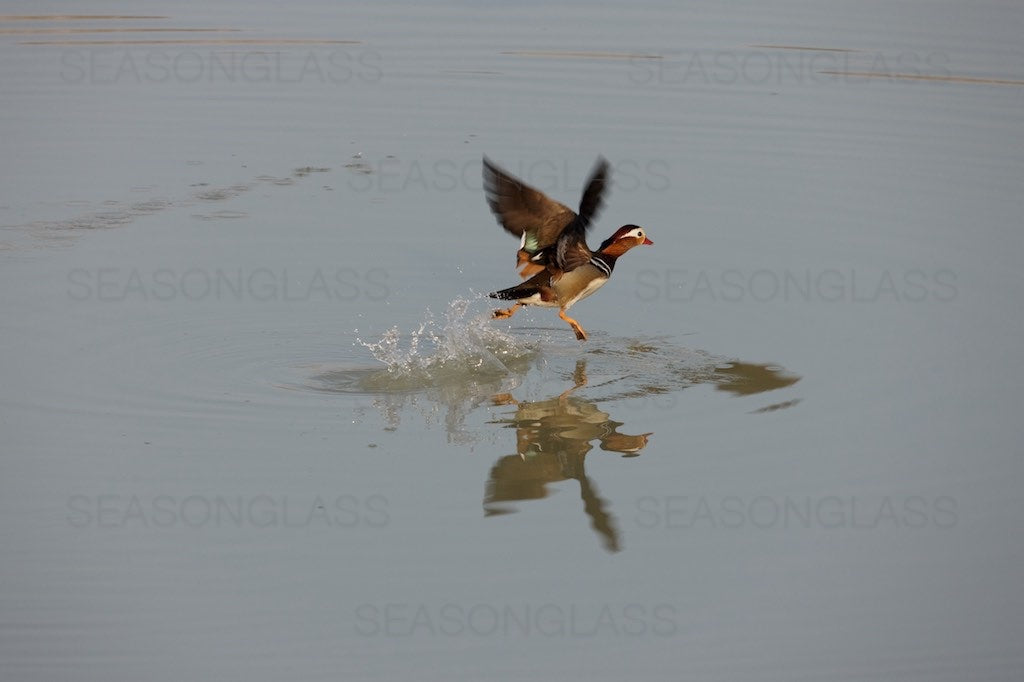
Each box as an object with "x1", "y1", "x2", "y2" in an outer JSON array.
[
  {"x1": 557, "y1": 360, "x2": 589, "y2": 400},
  {"x1": 559, "y1": 309, "x2": 588, "y2": 341},
  {"x1": 492, "y1": 302, "x2": 524, "y2": 319}
]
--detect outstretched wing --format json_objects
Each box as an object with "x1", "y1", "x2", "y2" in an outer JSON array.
[
  {"x1": 572, "y1": 156, "x2": 609, "y2": 235},
  {"x1": 482, "y1": 157, "x2": 576, "y2": 254},
  {"x1": 482, "y1": 156, "x2": 611, "y2": 276},
  {"x1": 552, "y1": 157, "x2": 610, "y2": 273}
]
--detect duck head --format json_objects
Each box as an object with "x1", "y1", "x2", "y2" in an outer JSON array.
[{"x1": 598, "y1": 224, "x2": 653, "y2": 257}]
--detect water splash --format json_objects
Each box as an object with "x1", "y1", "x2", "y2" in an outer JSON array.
[
  {"x1": 356, "y1": 296, "x2": 537, "y2": 390},
  {"x1": 310, "y1": 306, "x2": 800, "y2": 442}
]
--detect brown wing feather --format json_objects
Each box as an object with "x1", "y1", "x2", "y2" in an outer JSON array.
[
  {"x1": 556, "y1": 238, "x2": 595, "y2": 273},
  {"x1": 482, "y1": 157, "x2": 576, "y2": 243},
  {"x1": 573, "y1": 157, "x2": 609, "y2": 232},
  {"x1": 552, "y1": 157, "x2": 611, "y2": 273},
  {"x1": 483, "y1": 156, "x2": 613, "y2": 277}
]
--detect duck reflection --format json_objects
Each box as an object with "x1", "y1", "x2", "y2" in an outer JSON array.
[
  {"x1": 320, "y1": 334, "x2": 800, "y2": 553},
  {"x1": 482, "y1": 356, "x2": 800, "y2": 552},
  {"x1": 714, "y1": 361, "x2": 800, "y2": 396},
  {"x1": 484, "y1": 360, "x2": 650, "y2": 553}
]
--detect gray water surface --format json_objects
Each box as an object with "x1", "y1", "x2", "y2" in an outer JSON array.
[{"x1": 2, "y1": 2, "x2": 1023, "y2": 681}]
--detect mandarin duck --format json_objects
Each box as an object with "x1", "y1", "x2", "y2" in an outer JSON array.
[{"x1": 482, "y1": 156, "x2": 652, "y2": 341}]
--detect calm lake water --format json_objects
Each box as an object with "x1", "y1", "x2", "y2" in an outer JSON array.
[{"x1": 2, "y1": 2, "x2": 1023, "y2": 680}]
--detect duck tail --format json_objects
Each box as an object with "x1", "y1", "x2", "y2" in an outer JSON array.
[{"x1": 489, "y1": 281, "x2": 540, "y2": 300}]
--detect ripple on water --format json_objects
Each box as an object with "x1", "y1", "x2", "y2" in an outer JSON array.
[
  {"x1": 306, "y1": 296, "x2": 801, "y2": 399},
  {"x1": 296, "y1": 296, "x2": 801, "y2": 439},
  {"x1": 30, "y1": 293, "x2": 798, "y2": 435}
]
